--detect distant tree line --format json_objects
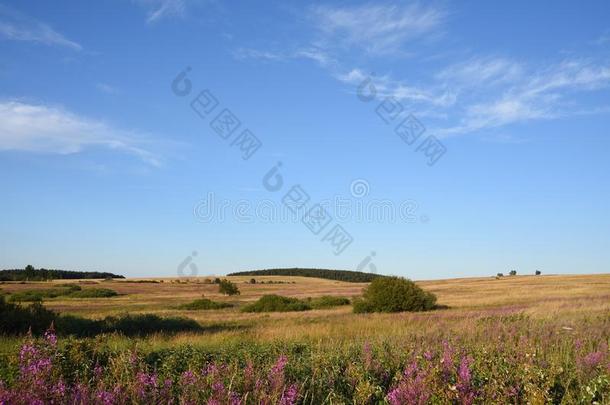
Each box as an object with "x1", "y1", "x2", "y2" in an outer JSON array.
[
  {"x1": 0, "y1": 265, "x2": 124, "y2": 281},
  {"x1": 227, "y1": 268, "x2": 383, "y2": 283}
]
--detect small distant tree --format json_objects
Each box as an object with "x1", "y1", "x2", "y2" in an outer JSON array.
[
  {"x1": 497, "y1": 273, "x2": 504, "y2": 277},
  {"x1": 249, "y1": 278, "x2": 256, "y2": 284},
  {"x1": 509, "y1": 270, "x2": 517, "y2": 276},
  {"x1": 535, "y1": 270, "x2": 541, "y2": 275},
  {"x1": 213, "y1": 278, "x2": 221, "y2": 284},
  {"x1": 218, "y1": 279, "x2": 240, "y2": 296}
]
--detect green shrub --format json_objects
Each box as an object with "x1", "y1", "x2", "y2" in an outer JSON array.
[
  {"x1": 218, "y1": 279, "x2": 240, "y2": 296},
  {"x1": 9, "y1": 288, "x2": 66, "y2": 302},
  {"x1": 353, "y1": 276, "x2": 437, "y2": 313},
  {"x1": 8, "y1": 286, "x2": 118, "y2": 301},
  {"x1": 178, "y1": 298, "x2": 232, "y2": 310},
  {"x1": 56, "y1": 283, "x2": 82, "y2": 291},
  {"x1": 241, "y1": 295, "x2": 311, "y2": 312},
  {"x1": 101, "y1": 314, "x2": 201, "y2": 336},
  {"x1": 0, "y1": 296, "x2": 57, "y2": 335},
  {"x1": 68, "y1": 288, "x2": 118, "y2": 298},
  {"x1": 352, "y1": 297, "x2": 375, "y2": 314},
  {"x1": 1, "y1": 295, "x2": 203, "y2": 337},
  {"x1": 307, "y1": 295, "x2": 350, "y2": 309}
]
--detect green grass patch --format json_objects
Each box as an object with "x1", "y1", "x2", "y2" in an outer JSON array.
[
  {"x1": 8, "y1": 286, "x2": 118, "y2": 302},
  {"x1": 241, "y1": 294, "x2": 311, "y2": 312},
  {"x1": 67, "y1": 288, "x2": 118, "y2": 298},
  {"x1": 178, "y1": 298, "x2": 232, "y2": 310},
  {"x1": 306, "y1": 295, "x2": 350, "y2": 309}
]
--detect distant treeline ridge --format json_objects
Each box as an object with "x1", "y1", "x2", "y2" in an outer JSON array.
[
  {"x1": 0, "y1": 266, "x2": 124, "y2": 281},
  {"x1": 227, "y1": 268, "x2": 382, "y2": 282}
]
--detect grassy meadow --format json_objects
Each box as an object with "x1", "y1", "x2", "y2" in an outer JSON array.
[{"x1": 1, "y1": 273, "x2": 609, "y2": 403}]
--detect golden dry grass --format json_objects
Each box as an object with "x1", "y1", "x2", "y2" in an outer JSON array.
[{"x1": 2, "y1": 273, "x2": 609, "y2": 348}]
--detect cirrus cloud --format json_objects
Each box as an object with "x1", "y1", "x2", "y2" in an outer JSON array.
[{"x1": 0, "y1": 100, "x2": 161, "y2": 165}]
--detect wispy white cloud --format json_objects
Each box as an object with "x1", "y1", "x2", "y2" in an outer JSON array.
[
  {"x1": 0, "y1": 101, "x2": 161, "y2": 165},
  {"x1": 232, "y1": 48, "x2": 285, "y2": 62},
  {"x1": 336, "y1": 68, "x2": 456, "y2": 107},
  {"x1": 133, "y1": 0, "x2": 187, "y2": 24},
  {"x1": 436, "y1": 58, "x2": 610, "y2": 136},
  {"x1": 334, "y1": 56, "x2": 610, "y2": 137},
  {"x1": 96, "y1": 83, "x2": 120, "y2": 95},
  {"x1": 231, "y1": 3, "x2": 610, "y2": 138},
  {"x1": 233, "y1": 47, "x2": 334, "y2": 67},
  {"x1": 436, "y1": 57, "x2": 524, "y2": 87},
  {"x1": 310, "y1": 3, "x2": 446, "y2": 55},
  {"x1": 0, "y1": 4, "x2": 81, "y2": 50},
  {"x1": 293, "y1": 47, "x2": 334, "y2": 67}
]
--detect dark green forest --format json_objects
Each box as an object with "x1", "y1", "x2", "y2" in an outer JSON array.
[
  {"x1": 0, "y1": 265, "x2": 124, "y2": 281},
  {"x1": 227, "y1": 268, "x2": 382, "y2": 282}
]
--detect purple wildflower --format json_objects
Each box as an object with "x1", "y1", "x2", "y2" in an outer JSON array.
[{"x1": 456, "y1": 356, "x2": 476, "y2": 405}]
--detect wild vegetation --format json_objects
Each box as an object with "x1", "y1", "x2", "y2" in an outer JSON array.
[
  {"x1": 353, "y1": 276, "x2": 437, "y2": 313},
  {"x1": 7, "y1": 284, "x2": 118, "y2": 302},
  {"x1": 218, "y1": 279, "x2": 240, "y2": 296},
  {"x1": 241, "y1": 295, "x2": 311, "y2": 312},
  {"x1": 0, "y1": 274, "x2": 609, "y2": 403},
  {"x1": 0, "y1": 296, "x2": 201, "y2": 337},
  {"x1": 306, "y1": 295, "x2": 350, "y2": 309},
  {"x1": 178, "y1": 297, "x2": 233, "y2": 310},
  {"x1": 0, "y1": 265, "x2": 124, "y2": 281},
  {"x1": 228, "y1": 268, "x2": 381, "y2": 282}
]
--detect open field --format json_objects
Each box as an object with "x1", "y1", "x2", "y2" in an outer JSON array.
[
  {"x1": 1, "y1": 274, "x2": 609, "y2": 347},
  {"x1": 2, "y1": 273, "x2": 609, "y2": 334},
  {"x1": 1, "y1": 274, "x2": 609, "y2": 403}
]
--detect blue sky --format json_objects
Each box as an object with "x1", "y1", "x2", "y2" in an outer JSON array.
[{"x1": 1, "y1": 0, "x2": 609, "y2": 279}]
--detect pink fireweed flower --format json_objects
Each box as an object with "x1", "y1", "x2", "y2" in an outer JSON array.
[
  {"x1": 280, "y1": 384, "x2": 298, "y2": 405},
  {"x1": 205, "y1": 362, "x2": 219, "y2": 376},
  {"x1": 51, "y1": 380, "x2": 67, "y2": 399},
  {"x1": 271, "y1": 355, "x2": 288, "y2": 374},
  {"x1": 386, "y1": 361, "x2": 430, "y2": 405},
  {"x1": 423, "y1": 350, "x2": 433, "y2": 361},
  {"x1": 228, "y1": 391, "x2": 243, "y2": 405},
  {"x1": 440, "y1": 340, "x2": 454, "y2": 381},
  {"x1": 363, "y1": 342, "x2": 373, "y2": 369},
  {"x1": 96, "y1": 390, "x2": 115, "y2": 405},
  {"x1": 268, "y1": 355, "x2": 288, "y2": 392},
  {"x1": 93, "y1": 364, "x2": 104, "y2": 380},
  {"x1": 44, "y1": 329, "x2": 57, "y2": 347},
  {"x1": 580, "y1": 351, "x2": 605, "y2": 370},
  {"x1": 180, "y1": 370, "x2": 197, "y2": 386},
  {"x1": 456, "y1": 356, "x2": 476, "y2": 405}
]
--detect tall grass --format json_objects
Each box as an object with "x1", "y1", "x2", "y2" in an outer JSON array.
[{"x1": 0, "y1": 319, "x2": 608, "y2": 404}]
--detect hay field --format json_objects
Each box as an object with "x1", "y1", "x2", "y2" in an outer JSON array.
[{"x1": 2, "y1": 273, "x2": 608, "y2": 347}]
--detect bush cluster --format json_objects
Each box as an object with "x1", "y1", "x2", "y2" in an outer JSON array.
[
  {"x1": 0, "y1": 296, "x2": 201, "y2": 337},
  {"x1": 178, "y1": 298, "x2": 232, "y2": 310},
  {"x1": 307, "y1": 296, "x2": 350, "y2": 309},
  {"x1": 8, "y1": 285, "x2": 117, "y2": 302},
  {"x1": 241, "y1": 295, "x2": 311, "y2": 312},
  {"x1": 353, "y1": 277, "x2": 437, "y2": 313},
  {"x1": 218, "y1": 279, "x2": 240, "y2": 295}
]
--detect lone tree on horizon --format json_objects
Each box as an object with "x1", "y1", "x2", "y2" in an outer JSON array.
[{"x1": 218, "y1": 279, "x2": 240, "y2": 296}]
